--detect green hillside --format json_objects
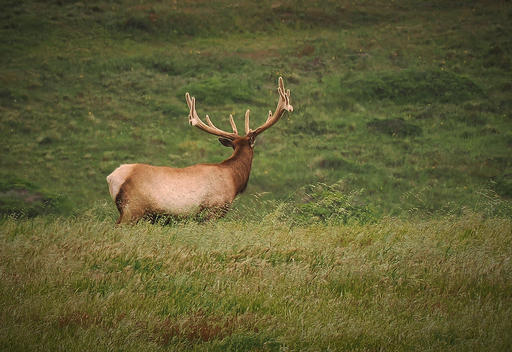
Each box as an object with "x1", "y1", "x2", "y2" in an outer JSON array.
[{"x1": 1, "y1": 0, "x2": 511, "y2": 219}]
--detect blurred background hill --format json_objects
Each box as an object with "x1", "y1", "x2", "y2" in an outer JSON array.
[{"x1": 1, "y1": 0, "x2": 511, "y2": 219}]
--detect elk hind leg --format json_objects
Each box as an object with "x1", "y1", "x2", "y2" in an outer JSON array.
[
  {"x1": 116, "y1": 205, "x2": 146, "y2": 225},
  {"x1": 114, "y1": 185, "x2": 145, "y2": 225}
]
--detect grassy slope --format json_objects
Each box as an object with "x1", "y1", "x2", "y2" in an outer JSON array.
[
  {"x1": 1, "y1": 213, "x2": 511, "y2": 351},
  {"x1": 0, "y1": 0, "x2": 511, "y2": 217}
]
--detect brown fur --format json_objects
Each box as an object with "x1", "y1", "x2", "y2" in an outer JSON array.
[
  {"x1": 110, "y1": 135, "x2": 254, "y2": 224},
  {"x1": 220, "y1": 136, "x2": 254, "y2": 194}
]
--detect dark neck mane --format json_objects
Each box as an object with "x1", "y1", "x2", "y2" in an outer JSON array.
[{"x1": 221, "y1": 144, "x2": 253, "y2": 194}]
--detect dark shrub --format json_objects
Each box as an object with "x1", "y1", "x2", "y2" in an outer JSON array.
[{"x1": 367, "y1": 117, "x2": 422, "y2": 137}]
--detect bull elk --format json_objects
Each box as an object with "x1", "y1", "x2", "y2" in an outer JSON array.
[{"x1": 106, "y1": 77, "x2": 293, "y2": 224}]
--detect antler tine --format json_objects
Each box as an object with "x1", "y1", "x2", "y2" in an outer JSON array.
[
  {"x1": 278, "y1": 76, "x2": 285, "y2": 92},
  {"x1": 245, "y1": 110, "x2": 251, "y2": 135},
  {"x1": 185, "y1": 93, "x2": 196, "y2": 125},
  {"x1": 229, "y1": 114, "x2": 238, "y2": 135},
  {"x1": 185, "y1": 92, "x2": 239, "y2": 139},
  {"x1": 252, "y1": 77, "x2": 293, "y2": 136},
  {"x1": 205, "y1": 114, "x2": 216, "y2": 128}
]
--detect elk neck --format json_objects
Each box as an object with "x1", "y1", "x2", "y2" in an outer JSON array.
[{"x1": 220, "y1": 140, "x2": 254, "y2": 194}]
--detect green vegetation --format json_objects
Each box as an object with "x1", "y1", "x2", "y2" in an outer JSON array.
[
  {"x1": 1, "y1": 213, "x2": 511, "y2": 351},
  {"x1": 0, "y1": 174, "x2": 69, "y2": 217},
  {"x1": 1, "y1": 0, "x2": 511, "y2": 218},
  {"x1": 1, "y1": 0, "x2": 512, "y2": 350}
]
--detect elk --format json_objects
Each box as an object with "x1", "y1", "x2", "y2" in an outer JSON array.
[{"x1": 106, "y1": 77, "x2": 293, "y2": 224}]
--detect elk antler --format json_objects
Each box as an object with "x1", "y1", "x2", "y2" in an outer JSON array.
[
  {"x1": 250, "y1": 77, "x2": 293, "y2": 136},
  {"x1": 185, "y1": 92, "x2": 245, "y2": 140},
  {"x1": 185, "y1": 76, "x2": 292, "y2": 139}
]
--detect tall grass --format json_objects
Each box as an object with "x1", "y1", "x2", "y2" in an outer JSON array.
[{"x1": 1, "y1": 213, "x2": 511, "y2": 351}]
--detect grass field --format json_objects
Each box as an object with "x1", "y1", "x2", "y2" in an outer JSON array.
[
  {"x1": 1, "y1": 213, "x2": 511, "y2": 351},
  {"x1": 1, "y1": 0, "x2": 512, "y2": 350}
]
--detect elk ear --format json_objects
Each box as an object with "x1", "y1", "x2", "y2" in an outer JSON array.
[
  {"x1": 218, "y1": 137, "x2": 234, "y2": 148},
  {"x1": 249, "y1": 134, "x2": 256, "y2": 148}
]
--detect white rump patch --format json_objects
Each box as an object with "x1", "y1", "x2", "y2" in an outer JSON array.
[{"x1": 106, "y1": 164, "x2": 135, "y2": 200}]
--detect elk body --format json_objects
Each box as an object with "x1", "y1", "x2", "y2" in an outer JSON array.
[{"x1": 106, "y1": 77, "x2": 293, "y2": 224}]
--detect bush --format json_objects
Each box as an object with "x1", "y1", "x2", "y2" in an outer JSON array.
[
  {"x1": 289, "y1": 183, "x2": 375, "y2": 225},
  {"x1": 493, "y1": 174, "x2": 512, "y2": 198}
]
